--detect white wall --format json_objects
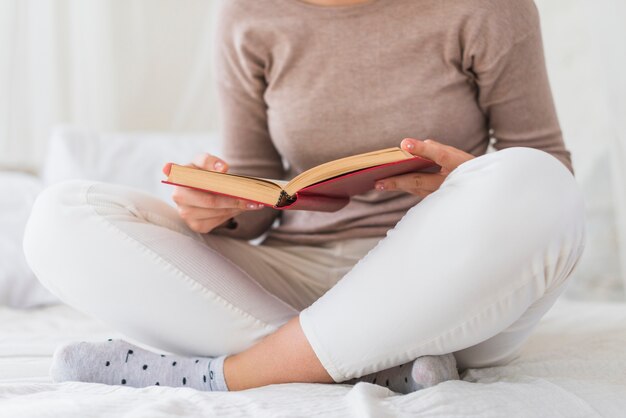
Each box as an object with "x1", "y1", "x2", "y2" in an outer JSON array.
[
  {"x1": 0, "y1": 0, "x2": 219, "y2": 171},
  {"x1": 536, "y1": 0, "x2": 626, "y2": 299}
]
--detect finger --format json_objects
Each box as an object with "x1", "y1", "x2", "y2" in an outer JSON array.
[
  {"x1": 375, "y1": 172, "x2": 444, "y2": 194},
  {"x1": 192, "y1": 153, "x2": 229, "y2": 173},
  {"x1": 162, "y1": 162, "x2": 173, "y2": 176},
  {"x1": 172, "y1": 186, "x2": 264, "y2": 210},
  {"x1": 400, "y1": 138, "x2": 471, "y2": 171},
  {"x1": 186, "y1": 215, "x2": 234, "y2": 234},
  {"x1": 177, "y1": 205, "x2": 244, "y2": 222},
  {"x1": 195, "y1": 210, "x2": 245, "y2": 221}
]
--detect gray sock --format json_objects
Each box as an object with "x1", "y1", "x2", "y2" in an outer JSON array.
[
  {"x1": 50, "y1": 339, "x2": 228, "y2": 391},
  {"x1": 347, "y1": 353, "x2": 459, "y2": 394}
]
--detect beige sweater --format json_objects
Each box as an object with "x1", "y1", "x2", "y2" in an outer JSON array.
[{"x1": 212, "y1": 0, "x2": 571, "y2": 244}]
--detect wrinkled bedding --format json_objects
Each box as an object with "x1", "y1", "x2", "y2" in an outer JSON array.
[{"x1": 1, "y1": 299, "x2": 625, "y2": 417}]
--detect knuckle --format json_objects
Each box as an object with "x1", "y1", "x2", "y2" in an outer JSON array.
[
  {"x1": 188, "y1": 219, "x2": 205, "y2": 233},
  {"x1": 412, "y1": 175, "x2": 422, "y2": 189},
  {"x1": 203, "y1": 194, "x2": 217, "y2": 207},
  {"x1": 199, "y1": 153, "x2": 211, "y2": 166},
  {"x1": 171, "y1": 188, "x2": 184, "y2": 204},
  {"x1": 195, "y1": 153, "x2": 213, "y2": 169},
  {"x1": 436, "y1": 149, "x2": 449, "y2": 165},
  {"x1": 177, "y1": 207, "x2": 191, "y2": 219}
]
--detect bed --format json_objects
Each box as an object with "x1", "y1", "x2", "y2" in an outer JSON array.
[
  {"x1": 1, "y1": 128, "x2": 625, "y2": 417},
  {"x1": 1, "y1": 299, "x2": 625, "y2": 417}
]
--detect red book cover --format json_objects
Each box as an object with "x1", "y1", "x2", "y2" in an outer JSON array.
[
  {"x1": 280, "y1": 156, "x2": 439, "y2": 211},
  {"x1": 162, "y1": 156, "x2": 439, "y2": 212}
]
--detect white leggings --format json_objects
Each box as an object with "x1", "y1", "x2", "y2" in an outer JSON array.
[{"x1": 23, "y1": 148, "x2": 585, "y2": 382}]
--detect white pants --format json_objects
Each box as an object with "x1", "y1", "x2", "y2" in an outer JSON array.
[{"x1": 23, "y1": 148, "x2": 585, "y2": 382}]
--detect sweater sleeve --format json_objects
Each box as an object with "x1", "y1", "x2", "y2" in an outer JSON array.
[
  {"x1": 466, "y1": 1, "x2": 573, "y2": 172},
  {"x1": 210, "y1": 1, "x2": 284, "y2": 240}
]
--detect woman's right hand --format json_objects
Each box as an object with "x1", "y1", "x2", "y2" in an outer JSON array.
[{"x1": 162, "y1": 153, "x2": 265, "y2": 234}]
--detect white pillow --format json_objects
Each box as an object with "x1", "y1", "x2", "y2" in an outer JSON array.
[
  {"x1": 0, "y1": 172, "x2": 58, "y2": 307},
  {"x1": 42, "y1": 126, "x2": 222, "y2": 204}
]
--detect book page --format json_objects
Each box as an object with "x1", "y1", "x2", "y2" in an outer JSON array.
[
  {"x1": 284, "y1": 147, "x2": 413, "y2": 195},
  {"x1": 256, "y1": 177, "x2": 289, "y2": 188},
  {"x1": 166, "y1": 165, "x2": 284, "y2": 206}
]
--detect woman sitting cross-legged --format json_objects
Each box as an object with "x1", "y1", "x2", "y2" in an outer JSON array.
[{"x1": 23, "y1": 0, "x2": 585, "y2": 394}]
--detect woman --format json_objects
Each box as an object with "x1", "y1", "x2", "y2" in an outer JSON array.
[{"x1": 24, "y1": 0, "x2": 585, "y2": 394}]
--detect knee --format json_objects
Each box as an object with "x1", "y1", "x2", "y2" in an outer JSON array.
[
  {"x1": 488, "y1": 147, "x2": 575, "y2": 190},
  {"x1": 442, "y1": 147, "x2": 586, "y2": 258},
  {"x1": 454, "y1": 148, "x2": 584, "y2": 226},
  {"x1": 502, "y1": 148, "x2": 583, "y2": 225},
  {"x1": 24, "y1": 179, "x2": 92, "y2": 241},
  {"x1": 23, "y1": 180, "x2": 95, "y2": 289}
]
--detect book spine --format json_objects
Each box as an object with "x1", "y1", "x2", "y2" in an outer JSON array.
[{"x1": 275, "y1": 190, "x2": 295, "y2": 207}]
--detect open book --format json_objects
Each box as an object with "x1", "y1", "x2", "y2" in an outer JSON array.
[{"x1": 163, "y1": 147, "x2": 440, "y2": 212}]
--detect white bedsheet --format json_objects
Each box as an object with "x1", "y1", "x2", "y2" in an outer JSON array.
[{"x1": 1, "y1": 299, "x2": 625, "y2": 418}]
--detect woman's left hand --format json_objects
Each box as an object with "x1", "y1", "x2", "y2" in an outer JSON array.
[{"x1": 375, "y1": 138, "x2": 475, "y2": 198}]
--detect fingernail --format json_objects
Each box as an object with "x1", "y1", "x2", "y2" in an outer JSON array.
[
  {"x1": 214, "y1": 161, "x2": 225, "y2": 171},
  {"x1": 375, "y1": 182, "x2": 385, "y2": 191},
  {"x1": 246, "y1": 202, "x2": 263, "y2": 209},
  {"x1": 402, "y1": 140, "x2": 415, "y2": 150}
]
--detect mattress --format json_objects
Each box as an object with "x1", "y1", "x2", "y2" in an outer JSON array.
[{"x1": 1, "y1": 299, "x2": 625, "y2": 418}]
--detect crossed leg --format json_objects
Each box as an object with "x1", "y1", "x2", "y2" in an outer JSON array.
[{"x1": 24, "y1": 147, "x2": 585, "y2": 390}]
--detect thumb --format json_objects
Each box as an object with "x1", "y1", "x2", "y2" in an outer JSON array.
[
  {"x1": 401, "y1": 138, "x2": 466, "y2": 172},
  {"x1": 192, "y1": 153, "x2": 229, "y2": 173}
]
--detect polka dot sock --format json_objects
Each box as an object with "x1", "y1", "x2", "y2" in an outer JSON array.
[
  {"x1": 347, "y1": 353, "x2": 459, "y2": 394},
  {"x1": 50, "y1": 339, "x2": 228, "y2": 391}
]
